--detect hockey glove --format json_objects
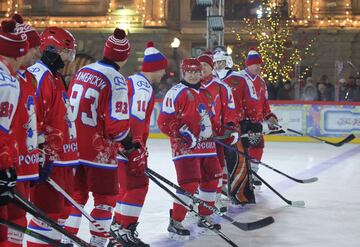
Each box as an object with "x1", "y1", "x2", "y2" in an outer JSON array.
[
  {"x1": 126, "y1": 143, "x2": 148, "y2": 177},
  {"x1": 0, "y1": 167, "x2": 17, "y2": 206},
  {"x1": 179, "y1": 125, "x2": 198, "y2": 149},
  {"x1": 264, "y1": 112, "x2": 279, "y2": 130},
  {"x1": 224, "y1": 130, "x2": 239, "y2": 145},
  {"x1": 240, "y1": 120, "x2": 263, "y2": 148}
]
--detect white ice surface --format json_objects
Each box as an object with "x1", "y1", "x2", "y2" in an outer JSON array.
[{"x1": 27, "y1": 139, "x2": 360, "y2": 247}]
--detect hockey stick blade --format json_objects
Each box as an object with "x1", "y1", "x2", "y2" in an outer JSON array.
[
  {"x1": 256, "y1": 161, "x2": 318, "y2": 184},
  {"x1": 301, "y1": 177, "x2": 318, "y2": 183},
  {"x1": 290, "y1": 200, "x2": 306, "y2": 207},
  {"x1": 283, "y1": 126, "x2": 355, "y2": 147},
  {"x1": 221, "y1": 214, "x2": 274, "y2": 231},
  {"x1": 326, "y1": 134, "x2": 355, "y2": 147},
  {"x1": 253, "y1": 172, "x2": 306, "y2": 207}
]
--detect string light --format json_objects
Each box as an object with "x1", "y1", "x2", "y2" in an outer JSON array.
[
  {"x1": 5, "y1": 0, "x2": 13, "y2": 17},
  {"x1": 241, "y1": 0, "x2": 316, "y2": 83},
  {"x1": 306, "y1": 0, "x2": 311, "y2": 20}
]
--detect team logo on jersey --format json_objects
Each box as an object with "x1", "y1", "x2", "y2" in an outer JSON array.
[
  {"x1": 136, "y1": 80, "x2": 151, "y2": 89},
  {"x1": 0, "y1": 71, "x2": 17, "y2": 83},
  {"x1": 27, "y1": 67, "x2": 40, "y2": 73},
  {"x1": 114, "y1": 76, "x2": 126, "y2": 87},
  {"x1": 62, "y1": 92, "x2": 77, "y2": 140},
  {"x1": 24, "y1": 96, "x2": 37, "y2": 151},
  {"x1": 198, "y1": 103, "x2": 212, "y2": 139}
]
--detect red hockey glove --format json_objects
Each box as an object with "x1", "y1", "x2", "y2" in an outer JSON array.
[
  {"x1": 264, "y1": 113, "x2": 279, "y2": 130},
  {"x1": 179, "y1": 125, "x2": 198, "y2": 149},
  {"x1": 126, "y1": 144, "x2": 148, "y2": 177}
]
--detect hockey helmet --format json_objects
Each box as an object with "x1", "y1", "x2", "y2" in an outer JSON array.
[
  {"x1": 213, "y1": 50, "x2": 233, "y2": 68},
  {"x1": 181, "y1": 58, "x2": 202, "y2": 72},
  {"x1": 40, "y1": 27, "x2": 76, "y2": 61}
]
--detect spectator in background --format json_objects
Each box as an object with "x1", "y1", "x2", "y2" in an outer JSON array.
[
  {"x1": 338, "y1": 78, "x2": 352, "y2": 101},
  {"x1": 317, "y1": 82, "x2": 329, "y2": 101},
  {"x1": 319, "y1": 74, "x2": 335, "y2": 101},
  {"x1": 301, "y1": 77, "x2": 318, "y2": 101},
  {"x1": 267, "y1": 81, "x2": 280, "y2": 100},
  {"x1": 277, "y1": 80, "x2": 294, "y2": 100},
  {"x1": 353, "y1": 77, "x2": 360, "y2": 101},
  {"x1": 338, "y1": 78, "x2": 346, "y2": 101}
]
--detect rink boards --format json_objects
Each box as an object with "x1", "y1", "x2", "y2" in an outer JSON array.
[{"x1": 149, "y1": 100, "x2": 360, "y2": 144}]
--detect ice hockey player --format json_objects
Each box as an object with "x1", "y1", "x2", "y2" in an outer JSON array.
[
  {"x1": 231, "y1": 49, "x2": 279, "y2": 187},
  {"x1": 158, "y1": 58, "x2": 222, "y2": 239},
  {"x1": 111, "y1": 41, "x2": 168, "y2": 247},
  {"x1": 5, "y1": 13, "x2": 41, "y2": 247},
  {"x1": 64, "y1": 28, "x2": 147, "y2": 247},
  {"x1": 0, "y1": 18, "x2": 28, "y2": 247},
  {"x1": 26, "y1": 26, "x2": 79, "y2": 247},
  {"x1": 212, "y1": 49, "x2": 255, "y2": 205},
  {"x1": 197, "y1": 53, "x2": 239, "y2": 210}
]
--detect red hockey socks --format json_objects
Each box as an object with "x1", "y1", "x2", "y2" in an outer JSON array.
[
  {"x1": 89, "y1": 193, "x2": 116, "y2": 238},
  {"x1": 114, "y1": 186, "x2": 148, "y2": 228},
  {"x1": 199, "y1": 179, "x2": 218, "y2": 216},
  {"x1": 64, "y1": 190, "x2": 89, "y2": 235},
  {"x1": 27, "y1": 213, "x2": 60, "y2": 247},
  {"x1": 172, "y1": 182, "x2": 198, "y2": 222}
]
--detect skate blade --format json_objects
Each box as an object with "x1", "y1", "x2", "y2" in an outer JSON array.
[{"x1": 168, "y1": 232, "x2": 190, "y2": 241}]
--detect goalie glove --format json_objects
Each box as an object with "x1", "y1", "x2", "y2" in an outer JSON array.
[{"x1": 240, "y1": 120, "x2": 263, "y2": 148}]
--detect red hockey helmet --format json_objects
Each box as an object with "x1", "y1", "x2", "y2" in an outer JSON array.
[
  {"x1": 40, "y1": 27, "x2": 76, "y2": 61},
  {"x1": 181, "y1": 58, "x2": 202, "y2": 72}
]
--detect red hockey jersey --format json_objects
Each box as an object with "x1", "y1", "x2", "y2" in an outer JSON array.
[
  {"x1": 28, "y1": 61, "x2": 79, "y2": 166},
  {"x1": 223, "y1": 69, "x2": 272, "y2": 123},
  {"x1": 128, "y1": 73, "x2": 155, "y2": 145},
  {"x1": 68, "y1": 61, "x2": 130, "y2": 169},
  {"x1": 158, "y1": 82, "x2": 217, "y2": 160},
  {"x1": 12, "y1": 69, "x2": 40, "y2": 181},
  {"x1": 0, "y1": 58, "x2": 20, "y2": 170},
  {"x1": 201, "y1": 75, "x2": 239, "y2": 136}
]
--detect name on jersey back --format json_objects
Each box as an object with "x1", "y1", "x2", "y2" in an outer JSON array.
[{"x1": 76, "y1": 71, "x2": 106, "y2": 90}]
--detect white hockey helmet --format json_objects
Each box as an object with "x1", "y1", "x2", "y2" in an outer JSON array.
[{"x1": 213, "y1": 50, "x2": 233, "y2": 68}]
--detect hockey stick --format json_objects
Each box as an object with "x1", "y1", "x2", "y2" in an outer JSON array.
[
  {"x1": 252, "y1": 172, "x2": 305, "y2": 207},
  {"x1": 146, "y1": 168, "x2": 274, "y2": 231},
  {"x1": 275, "y1": 124, "x2": 355, "y2": 147},
  {"x1": 0, "y1": 218, "x2": 71, "y2": 247},
  {"x1": 10, "y1": 191, "x2": 91, "y2": 247},
  {"x1": 214, "y1": 139, "x2": 318, "y2": 184},
  {"x1": 46, "y1": 178, "x2": 123, "y2": 247},
  {"x1": 146, "y1": 171, "x2": 239, "y2": 247}
]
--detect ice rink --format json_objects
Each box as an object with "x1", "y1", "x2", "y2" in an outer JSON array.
[{"x1": 65, "y1": 139, "x2": 360, "y2": 246}]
